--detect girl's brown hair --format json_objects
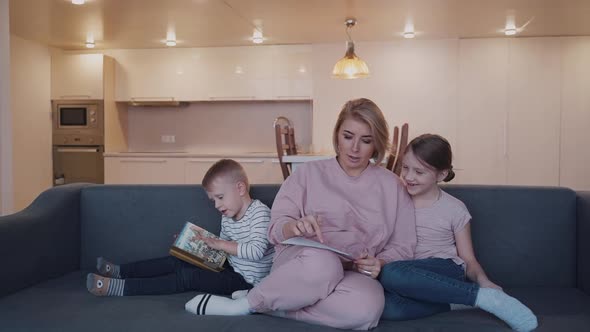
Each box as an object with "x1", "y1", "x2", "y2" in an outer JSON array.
[{"x1": 407, "y1": 134, "x2": 455, "y2": 182}]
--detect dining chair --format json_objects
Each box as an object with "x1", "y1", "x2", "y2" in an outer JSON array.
[
  {"x1": 274, "y1": 123, "x2": 298, "y2": 180},
  {"x1": 385, "y1": 123, "x2": 409, "y2": 175}
]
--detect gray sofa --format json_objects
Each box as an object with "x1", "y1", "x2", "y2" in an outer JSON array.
[{"x1": 1, "y1": 183, "x2": 590, "y2": 331}]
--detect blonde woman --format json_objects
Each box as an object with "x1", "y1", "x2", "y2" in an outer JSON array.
[{"x1": 187, "y1": 98, "x2": 416, "y2": 330}]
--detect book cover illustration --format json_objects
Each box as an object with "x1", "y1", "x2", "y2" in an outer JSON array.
[{"x1": 169, "y1": 222, "x2": 227, "y2": 272}]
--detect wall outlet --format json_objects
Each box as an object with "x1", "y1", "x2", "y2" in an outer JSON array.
[{"x1": 161, "y1": 135, "x2": 176, "y2": 143}]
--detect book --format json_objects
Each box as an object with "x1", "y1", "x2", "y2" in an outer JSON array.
[
  {"x1": 281, "y1": 237, "x2": 355, "y2": 260},
  {"x1": 169, "y1": 222, "x2": 227, "y2": 272}
]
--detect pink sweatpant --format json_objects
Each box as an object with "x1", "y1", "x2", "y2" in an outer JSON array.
[{"x1": 247, "y1": 246, "x2": 385, "y2": 330}]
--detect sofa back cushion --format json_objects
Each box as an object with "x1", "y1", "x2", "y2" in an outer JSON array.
[
  {"x1": 80, "y1": 185, "x2": 279, "y2": 270},
  {"x1": 444, "y1": 185, "x2": 576, "y2": 288},
  {"x1": 80, "y1": 184, "x2": 576, "y2": 288}
]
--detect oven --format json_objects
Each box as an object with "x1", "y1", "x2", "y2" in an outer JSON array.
[
  {"x1": 52, "y1": 100, "x2": 104, "y2": 186},
  {"x1": 53, "y1": 146, "x2": 104, "y2": 185}
]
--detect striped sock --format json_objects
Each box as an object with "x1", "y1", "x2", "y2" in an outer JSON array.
[
  {"x1": 97, "y1": 257, "x2": 121, "y2": 278},
  {"x1": 185, "y1": 294, "x2": 250, "y2": 316},
  {"x1": 86, "y1": 273, "x2": 125, "y2": 296}
]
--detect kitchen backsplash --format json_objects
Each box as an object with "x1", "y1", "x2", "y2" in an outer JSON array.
[{"x1": 126, "y1": 100, "x2": 312, "y2": 153}]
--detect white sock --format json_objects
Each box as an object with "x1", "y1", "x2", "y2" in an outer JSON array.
[
  {"x1": 450, "y1": 303, "x2": 474, "y2": 311},
  {"x1": 475, "y1": 288, "x2": 538, "y2": 332},
  {"x1": 185, "y1": 294, "x2": 251, "y2": 316},
  {"x1": 231, "y1": 289, "x2": 249, "y2": 299}
]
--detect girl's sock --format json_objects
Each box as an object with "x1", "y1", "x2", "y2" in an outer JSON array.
[
  {"x1": 86, "y1": 273, "x2": 125, "y2": 296},
  {"x1": 96, "y1": 257, "x2": 121, "y2": 278},
  {"x1": 185, "y1": 294, "x2": 250, "y2": 316},
  {"x1": 475, "y1": 288, "x2": 538, "y2": 332}
]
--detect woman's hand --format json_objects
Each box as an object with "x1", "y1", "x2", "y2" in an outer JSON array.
[
  {"x1": 353, "y1": 253, "x2": 383, "y2": 279},
  {"x1": 283, "y1": 215, "x2": 324, "y2": 243}
]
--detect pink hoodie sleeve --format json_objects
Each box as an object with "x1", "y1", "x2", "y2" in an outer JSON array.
[
  {"x1": 376, "y1": 184, "x2": 417, "y2": 264},
  {"x1": 267, "y1": 168, "x2": 306, "y2": 245}
]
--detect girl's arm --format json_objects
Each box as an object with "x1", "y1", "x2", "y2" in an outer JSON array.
[{"x1": 455, "y1": 223, "x2": 502, "y2": 290}]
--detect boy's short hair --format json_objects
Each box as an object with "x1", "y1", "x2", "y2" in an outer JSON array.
[{"x1": 202, "y1": 159, "x2": 250, "y2": 190}]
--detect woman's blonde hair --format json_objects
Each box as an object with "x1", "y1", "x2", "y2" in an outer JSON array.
[{"x1": 332, "y1": 98, "x2": 390, "y2": 165}]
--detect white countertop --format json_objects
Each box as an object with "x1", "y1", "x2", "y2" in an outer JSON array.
[{"x1": 103, "y1": 151, "x2": 279, "y2": 158}]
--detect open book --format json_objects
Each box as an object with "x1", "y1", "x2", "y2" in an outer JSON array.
[
  {"x1": 169, "y1": 222, "x2": 227, "y2": 272},
  {"x1": 281, "y1": 237, "x2": 354, "y2": 260}
]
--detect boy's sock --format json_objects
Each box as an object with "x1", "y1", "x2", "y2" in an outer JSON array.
[
  {"x1": 231, "y1": 289, "x2": 249, "y2": 299},
  {"x1": 86, "y1": 273, "x2": 125, "y2": 296},
  {"x1": 185, "y1": 294, "x2": 251, "y2": 316},
  {"x1": 96, "y1": 257, "x2": 121, "y2": 278},
  {"x1": 475, "y1": 288, "x2": 538, "y2": 332}
]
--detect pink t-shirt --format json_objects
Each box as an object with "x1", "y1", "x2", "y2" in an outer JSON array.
[
  {"x1": 268, "y1": 158, "x2": 416, "y2": 264},
  {"x1": 413, "y1": 190, "x2": 471, "y2": 266}
]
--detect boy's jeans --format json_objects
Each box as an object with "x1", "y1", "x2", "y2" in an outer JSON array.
[
  {"x1": 379, "y1": 258, "x2": 479, "y2": 320},
  {"x1": 119, "y1": 256, "x2": 252, "y2": 296}
]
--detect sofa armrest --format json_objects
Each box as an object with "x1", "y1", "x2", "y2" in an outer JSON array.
[
  {"x1": 0, "y1": 183, "x2": 91, "y2": 298},
  {"x1": 577, "y1": 191, "x2": 590, "y2": 295}
]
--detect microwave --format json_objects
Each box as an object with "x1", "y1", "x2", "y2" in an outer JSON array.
[{"x1": 52, "y1": 100, "x2": 104, "y2": 146}]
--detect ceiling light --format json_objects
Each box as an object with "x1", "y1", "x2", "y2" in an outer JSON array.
[
  {"x1": 72, "y1": 0, "x2": 85, "y2": 5},
  {"x1": 85, "y1": 41, "x2": 95, "y2": 48},
  {"x1": 504, "y1": 28, "x2": 517, "y2": 36},
  {"x1": 332, "y1": 18, "x2": 369, "y2": 79},
  {"x1": 166, "y1": 39, "x2": 177, "y2": 47},
  {"x1": 251, "y1": 28, "x2": 264, "y2": 44},
  {"x1": 403, "y1": 31, "x2": 415, "y2": 39}
]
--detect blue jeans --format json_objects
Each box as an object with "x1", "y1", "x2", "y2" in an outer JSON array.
[
  {"x1": 379, "y1": 258, "x2": 479, "y2": 320},
  {"x1": 119, "y1": 256, "x2": 252, "y2": 296}
]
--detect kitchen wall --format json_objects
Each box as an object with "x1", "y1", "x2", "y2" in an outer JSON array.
[
  {"x1": 311, "y1": 37, "x2": 590, "y2": 189},
  {"x1": 126, "y1": 100, "x2": 313, "y2": 154},
  {"x1": 9, "y1": 36, "x2": 52, "y2": 211},
  {"x1": 0, "y1": 0, "x2": 12, "y2": 215}
]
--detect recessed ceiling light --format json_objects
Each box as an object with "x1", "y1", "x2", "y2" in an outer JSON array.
[
  {"x1": 251, "y1": 29, "x2": 264, "y2": 44},
  {"x1": 504, "y1": 28, "x2": 517, "y2": 36},
  {"x1": 85, "y1": 41, "x2": 95, "y2": 48},
  {"x1": 403, "y1": 31, "x2": 415, "y2": 39},
  {"x1": 72, "y1": 0, "x2": 85, "y2": 5},
  {"x1": 166, "y1": 39, "x2": 177, "y2": 47}
]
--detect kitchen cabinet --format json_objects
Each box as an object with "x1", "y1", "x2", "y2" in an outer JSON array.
[
  {"x1": 506, "y1": 38, "x2": 561, "y2": 186},
  {"x1": 205, "y1": 47, "x2": 274, "y2": 100},
  {"x1": 560, "y1": 37, "x2": 590, "y2": 190},
  {"x1": 106, "y1": 155, "x2": 284, "y2": 185},
  {"x1": 272, "y1": 45, "x2": 313, "y2": 100},
  {"x1": 185, "y1": 158, "x2": 283, "y2": 184},
  {"x1": 51, "y1": 53, "x2": 105, "y2": 99},
  {"x1": 456, "y1": 38, "x2": 562, "y2": 186},
  {"x1": 114, "y1": 48, "x2": 207, "y2": 102},
  {"x1": 113, "y1": 45, "x2": 312, "y2": 102},
  {"x1": 456, "y1": 38, "x2": 509, "y2": 185},
  {"x1": 104, "y1": 157, "x2": 185, "y2": 184}
]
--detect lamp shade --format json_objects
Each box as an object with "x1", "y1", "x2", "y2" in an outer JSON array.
[{"x1": 332, "y1": 41, "x2": 370, "y2": 79}]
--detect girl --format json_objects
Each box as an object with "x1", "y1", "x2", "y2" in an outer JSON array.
[{"x1": 379, "y1": 134, "x2": 538, "y2": 332}]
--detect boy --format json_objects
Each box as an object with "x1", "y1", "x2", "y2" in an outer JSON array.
[{"x1": 86, "y1": 159, "x2": 274, "y2": 296}]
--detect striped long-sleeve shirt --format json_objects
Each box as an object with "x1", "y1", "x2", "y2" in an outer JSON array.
[{"x1": 220, "y1": 199, "x2": 274, "y2": 285}]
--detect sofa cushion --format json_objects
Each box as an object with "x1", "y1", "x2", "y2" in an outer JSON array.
[
  {"x1": 79, "y1": 185, "x2": 280, "y2": 270},
  {"x1": 0, "y1": 271, "x2": 589, "y2": 332},
  {"x1": 444, "y1": 185, "x2": 577, "y2": 288}
]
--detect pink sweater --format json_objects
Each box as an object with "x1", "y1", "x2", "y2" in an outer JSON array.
[{"x1": 269, "y1": 158, "x2": 416, "y2": 263}]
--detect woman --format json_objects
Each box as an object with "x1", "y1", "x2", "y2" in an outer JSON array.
[{"x1": 187, "y1": 98, "x2": 416, "y2": 330}]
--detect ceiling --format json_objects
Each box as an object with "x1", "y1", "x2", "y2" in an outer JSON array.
[{"x1": 9, "y1": 0, "x2": 590, "y2": 50}]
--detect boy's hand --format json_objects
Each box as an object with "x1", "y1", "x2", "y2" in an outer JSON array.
[
  {"x1": 284, "y1": 215, "x2": 324, "y2": 243},
  {"x1": 193, "y1": 232, "x2": 224, "y2": 251}
]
